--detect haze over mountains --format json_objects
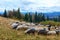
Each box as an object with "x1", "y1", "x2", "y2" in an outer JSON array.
[
  {"x1": 0, "y1": 11, "x2": 60, "y2": 18},
  {"x1": 44, "y1": 12, "x2": 60, "y2": 18},
  {"x1": 22, "y1": 12, "x2": 60, "y2": 18}
]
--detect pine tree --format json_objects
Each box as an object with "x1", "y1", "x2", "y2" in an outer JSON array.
[
  {"x1": 32, "y1": 13, "x2": 35, "y2": 22},
  {"x1": 13, "y1": 9, "x2": 16, "y2": 18},
  {"x1": 29, "y1": 13, "x2": 32, "y2": 22},
  {"x1": 37, "y1": 13, "x2": 42, "y2": 22},
  {"x1": 3, "y1": 9, "x2": 7, "y2": 17},
  {"x1": 47, "y1": 16, "x2": 49, "y2": 21},
  {"x1": 24, "y1": 13, "x2": 29, "y2": 22},
  {"x1": 13, "y1": 8, "x2": 22, "y2": 19},
  {"x1": 42, "y1": 14, "x2": 45, "y2": 21},
  {"x1": 34, "y1": 12, "x2": 38, "y2": 22},
  {"x1": 53, "y1": 17, "x2": 57, "y2": 22},
  {"x1": 17, "y1": 8, "x2": 22, "y2": 19},
  {"x1": 58, "y1": 16, "x2": 60, "y2": 22}
]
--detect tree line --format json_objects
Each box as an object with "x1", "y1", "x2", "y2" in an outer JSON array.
[{"x1": 2, "y1": 8, "x2": 60, "y2": 23}]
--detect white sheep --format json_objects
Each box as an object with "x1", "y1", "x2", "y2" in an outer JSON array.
[
  {"x1": 30, "y1": 23, "x2": 35, "y2": 26},
  {"x1": 16, "y1": 25, "x2": 29, "y2": 30},
  {"x1": 11, "y1": 22, "x2": 19, "y2": 29},
  {"x1": 47, "y1": 31, "x2": 56, "y2": 35}
]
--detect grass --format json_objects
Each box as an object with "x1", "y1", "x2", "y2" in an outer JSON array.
[
  {"x1": 40, "y1": 21, "x2": 60, "y2": 26},
  {"x1": 0, "y1": 16, "x2": 60, "y2": 40}
]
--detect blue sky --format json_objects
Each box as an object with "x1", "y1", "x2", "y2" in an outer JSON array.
[{"x1": 0, "y1": 0, "x2": 60, "y2": 12}]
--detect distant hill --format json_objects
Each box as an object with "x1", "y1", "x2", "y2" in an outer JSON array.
[
  {"x1": 0, "y1": 11, "x2": 60, "y2": 18},
  {"x1": 44, "y1": 12, "x2": 60, "y2": 18},
  {"x1": 21, "y1": 12, "x2": 60, "y2": 18}
]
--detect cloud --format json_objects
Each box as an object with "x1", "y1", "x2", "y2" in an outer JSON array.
[{"x1": 0, "y1": 0, "x2": 60, "y2": 12}]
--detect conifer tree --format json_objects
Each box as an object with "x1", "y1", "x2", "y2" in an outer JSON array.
[
  {"x1": 3, "y1": 9, "x2": 7, "y2": 17},
  {"x1": 17, "y1": 8, "x2": 22, "y2": 19},
  {"x1": 58, "y1": 16, "x2": 60, "y2": 22},
  {"x1": 29, "y1": 13, "x2": 32, "y2": 22},
  {"x1": 34, "y1": 12, "x2": 38, "y2": 22},
  {"x1": 24, "y1": 13, "x2": 29, "y2": 22},
  {"x1": 42, "y1": 14, "x2": 45, "y2": 21}
]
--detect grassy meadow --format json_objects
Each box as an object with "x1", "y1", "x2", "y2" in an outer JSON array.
[
  {"x1": 40, "y1": 21, "x2": 60, "y2": 26},
  {"x1": 0, "y1": 17, "x2": 60, "y2": 40}
]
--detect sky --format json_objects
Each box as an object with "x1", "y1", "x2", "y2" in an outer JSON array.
[{"x1": 0, "y1": 0, "x2": 60, "y2": 13}]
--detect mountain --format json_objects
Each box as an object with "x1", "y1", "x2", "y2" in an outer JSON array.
[
  {"x1": 21, "y1": 12, "x2": 60, "y2": 18},
  {"x1": 44, "y1": 12, "x2": 60, "y2": 18},
  {"x1": 0, "y1": 11, "x2": 60, "y2": 18}
]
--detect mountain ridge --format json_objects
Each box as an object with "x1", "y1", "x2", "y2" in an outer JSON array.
[{"x1": 0, "y1": 12, "x2": 60, "y2": 17}]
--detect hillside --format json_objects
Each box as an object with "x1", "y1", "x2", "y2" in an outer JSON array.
[{"x1": 0, "y1": 16, "x2": 60, "y2": 40}]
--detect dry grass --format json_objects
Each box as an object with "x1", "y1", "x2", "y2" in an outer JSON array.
[{"x1": 0, "y1": 16, "x2": 60, "y2": 40}]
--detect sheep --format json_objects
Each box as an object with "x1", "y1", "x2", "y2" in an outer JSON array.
[
  {"x1": 33, "y1": 27, "x2": 44, "y2": 32},
  {"x1": 47, "y1": 25, "x2": 51, "y2": 31},
  {"x1": 55, "y1": 30, "x2": 60, "y2": 35},
  {"x1": 24, "y1": 28, "x2": 36, "y2": 35},
  {"x1": 11, "y1": 22, "x2": 19, "y2": 29},
  {"x1": 55, "y1": 28, "x2": 60, "y2": 35},
  {"x1": 16, "y1": 25, "x2": 29, "y2": 30},
  {"x1": 16, "y1": 23, "x2": 35, "y2": 30},
  {"x1": 16, "y1": 25, "x2": 23, "y2": 30},
  {"x1": 47, "y1": 31, "x2": 56, "y2": 35},
  {"x1": 38, "y1": 28, "x2": 57, "y2": 35},
  {"x1": 30, "y1": 23, "x2": 35, "y2": 26},
  {"x1": 26, "y1": 23, "x2": 31, "y2": 26},
  {"x1": 38, "y1": 28, "x2": 49, "y2": 35}
]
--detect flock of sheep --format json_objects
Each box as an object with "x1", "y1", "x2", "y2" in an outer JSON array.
[{"x1": 11, "y1": 22, "x2": 60, "y2": 35}]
